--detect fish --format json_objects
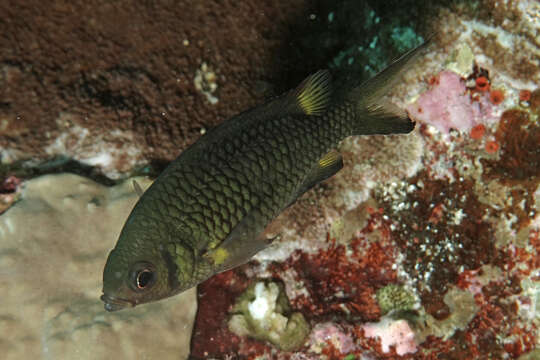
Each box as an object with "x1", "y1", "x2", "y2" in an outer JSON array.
[{"x1": 101, "y1": 40, "x2": 429, "y2": 312}]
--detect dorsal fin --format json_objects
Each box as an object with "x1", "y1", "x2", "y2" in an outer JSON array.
[{"x1": 292, "y1": 70, "x2": 332, "y2": 115}]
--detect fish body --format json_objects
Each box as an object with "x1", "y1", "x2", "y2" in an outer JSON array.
[{"x1": 101, "y1": 41, "x2": 428, "y2": 311}]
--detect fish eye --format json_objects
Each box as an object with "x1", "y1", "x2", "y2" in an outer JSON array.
[
  {"x1": 136, "y1": 269, "x2": 154, "y2": 289},
  {"x1": 129, "y1": 262, "x2": 156, "y2": 291}
]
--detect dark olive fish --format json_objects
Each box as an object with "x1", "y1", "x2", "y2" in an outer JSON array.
[{"x1": 101, "y1": 41, "x2": 429, "y2": 311}]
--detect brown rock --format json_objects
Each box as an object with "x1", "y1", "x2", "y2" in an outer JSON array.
[{"x1": 0, "y1": 0, "x2": 309, "y2": 174}]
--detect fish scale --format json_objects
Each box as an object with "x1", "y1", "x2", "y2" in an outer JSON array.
[
  {"x1": 151, "y1": 105, "x2": 346, "y2": 260},
  {"x1": 170, "y1": 104, "x2": 354, "y2": 261},
  {"x1": 101, "y1": 40, "x2": 429, "y2": 311},
  {"x1": 136, "y1": 108, "x2": 350, "y2": 268}
]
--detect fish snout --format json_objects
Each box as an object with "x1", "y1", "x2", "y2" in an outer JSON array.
[{"x1": 100, "y1": 294, "x2": 135, "y2": 312}]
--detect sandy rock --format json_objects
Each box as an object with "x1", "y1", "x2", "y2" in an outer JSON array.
[{"x1": 0, "y1": 174, "x2": 196, "y2": 360}]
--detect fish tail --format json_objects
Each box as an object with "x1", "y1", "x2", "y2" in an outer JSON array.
[{"x1": 347, "y1": 38, "x2": 431, "y2": 135}]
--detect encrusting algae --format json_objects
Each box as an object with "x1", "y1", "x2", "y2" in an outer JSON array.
[{"x1": 101, "y1": 40, "x2": 431, "y2": 311}]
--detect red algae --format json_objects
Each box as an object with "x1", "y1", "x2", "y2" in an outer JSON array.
[
  {"x1": 484, "y1": 140, "x2": 499, "y2": 153},
  {"x1": 274, "y1": 234, "x2": 396, "y2": 322},
  {"x1": 0, "y1": 175, "x2": 22, "y2": 214},
  {"x1": 463, "y1": 279, "x2": 533, "y2": 358},
  {"x1": 475, "y1": 76, "x2": 490, "y2": 92},
  {"x1": 427, "y1": 74, "x2": 440, "y2": 86},
  {"x1": 376, "y1": 172, "x2": 498, "y2": 319},
  {"x1": 504, "y1": 230, "x2": 540, "y2": 277},
  {"x1": 415, "y1": 276, "x2": 537, "y2": 360},
  {"x1": 376, "y1": 86, "x2": 539, "y2": 359},
  {"x1": 481, "y1": 108, "x2": 540, "y2": 230},
  {"x1": 519, "y1": 89, "x2": 531, "y2": 102},
  {"x1": 190, "y1": 268, "x2": 269, "y2": 358},
  {"x1": 469, "y1": 124, "x2": 485, "y2": 140},
  {"x1": 485, "y1": 109, "x2": 540, "y2": 182},
  {"x1": 489, "y1": 89, "x2": 504, "y2": 105},
  {"x1": 190, "y1": 209, "x2": 407, "y2": 358},
  {"x1": 189, "y1": 91, "x2": 540, "y2": 359},
  {"x1": 530, "y1": 88, "x2": 540, "y2": 111}
]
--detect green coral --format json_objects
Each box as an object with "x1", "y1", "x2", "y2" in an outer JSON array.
[
  {"x1": 390, "y1": 27, "x2": 424, "y2": 53},
  {"x1": 228, "y1": 281, "x2": 310, "y2": 351},
  {"x1": 376, "y1": 283, "x2": 417, "y2": 315}
]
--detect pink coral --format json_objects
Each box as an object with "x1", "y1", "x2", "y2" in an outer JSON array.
[
  {"x1": 362, "y1": 318, "x2": 417, "y2": 356},
  {"x1": 407, "y1": 71, "x2": 496, "y2": 133},
  {"x1": 309, "y1": 322, "x2": 355, "y2": 355}
]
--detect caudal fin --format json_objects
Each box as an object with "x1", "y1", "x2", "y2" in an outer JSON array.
[{"x1": 348, "y1": 37, "x2": 432, "y2": 135}]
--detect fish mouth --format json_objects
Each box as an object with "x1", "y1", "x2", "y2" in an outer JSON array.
[{"x1": 100, "y1": 294, "x2": 135, "y2": 312}]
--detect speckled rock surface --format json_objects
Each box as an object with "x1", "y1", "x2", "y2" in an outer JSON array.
[
  {"x1": 0, "y1": 174, "x2": 197, "y2": 360},
  {"x1": 0, "y1": 0, "x2": 310, "y2": 178}
]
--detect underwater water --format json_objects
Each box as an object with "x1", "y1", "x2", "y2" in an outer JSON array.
[{"x1": 1, "y1": 1, "x2": 539, "y2": 359}]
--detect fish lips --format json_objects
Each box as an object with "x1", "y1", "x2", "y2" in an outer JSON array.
[{"x1": 100, "y1": 294, "x2": 135, "y2": 312}]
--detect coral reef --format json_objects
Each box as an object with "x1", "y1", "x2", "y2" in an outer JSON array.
[
  {"x1": 2, "y1": 0, "x2": 539, "y2": 359},
  {"x1": 406, "y1": 70, "x2": 497, "y2": 133},
  {"x1": 308, "y1": 322, "x2": 356, "y2": 356},
  {"x1": 189, "y1": 2, "x2": 540, "y2": 358},
  {"x1": 362, "y1": 318, "x2": 417, "y2": 356},
  {"x1": 228, "y1": 281, "x2": 310, "y2": 351}
]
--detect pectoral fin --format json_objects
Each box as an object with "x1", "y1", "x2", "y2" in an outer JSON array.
[
  {"x1": 202, "y1": 151, "x2": 343, "y2": 272},
  {"x1": 291, "y1": 150, "x2": 343, "y2": 202},
  {"x1": 203, "y1": 210, "x2": 276, "y2": 273}
]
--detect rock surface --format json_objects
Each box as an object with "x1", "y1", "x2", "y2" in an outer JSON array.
[
  {"x1": 0, "y1": 0, "x2": 310, "y2": 177},
  {"x1": 0, "y1": 174, "x2": 196, "y2": 360}
]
